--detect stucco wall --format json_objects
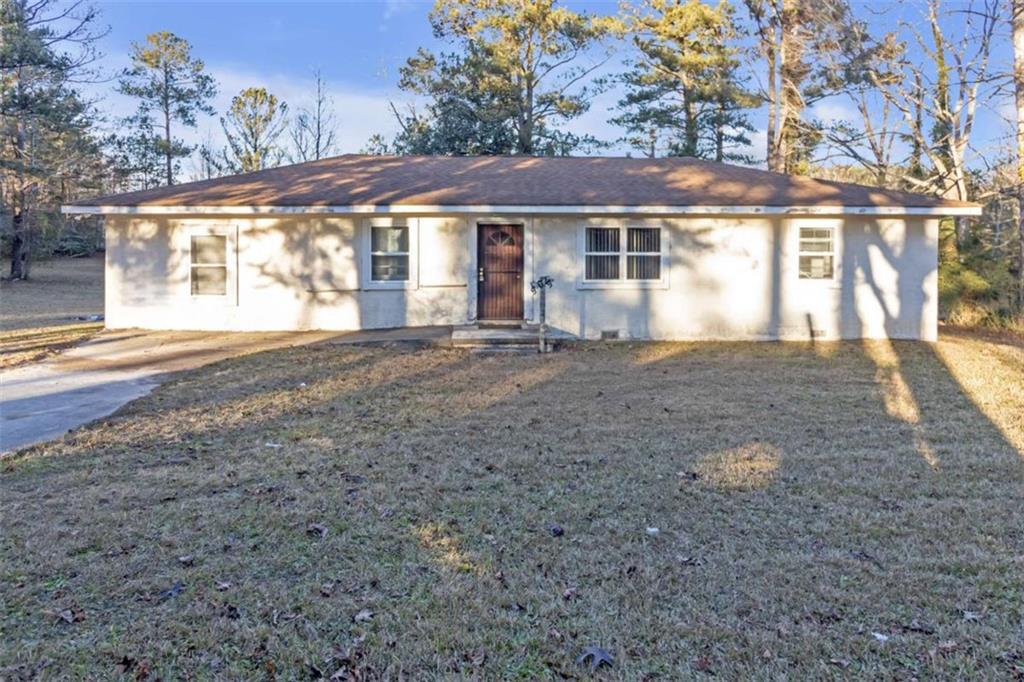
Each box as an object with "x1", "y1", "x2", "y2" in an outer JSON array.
[{"x1": 104, "y1": 213, "x2": 938, "y2": 341}]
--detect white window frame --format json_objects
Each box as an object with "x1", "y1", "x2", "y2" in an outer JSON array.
[
  {"x1": 183, "y1": 223, "x2": 237, "y2": 304},
  {"x1": 793, "y1": 219, "x2": 841, "y2": 283},
  {"x1": 576, "y1": 222, "x2": 669, "y2": 290},
  {"x1": 361, "y1": 217, "x2": 419, "y2": 290}
]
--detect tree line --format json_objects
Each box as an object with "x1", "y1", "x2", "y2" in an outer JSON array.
[
  {"x1": 1, "y1": 0, "x2": 1022, "y2": 328},
  {"x1": 1, "y1": 0, "x2": 335, "y2": 280}
]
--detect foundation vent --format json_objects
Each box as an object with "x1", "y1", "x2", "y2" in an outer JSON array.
[{"x1": 600, "y1": 330, "x2": 621, "y2": 341}]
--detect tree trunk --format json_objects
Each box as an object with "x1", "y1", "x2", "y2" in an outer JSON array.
[
  {"x1": 9, "y1": 68, "x2": 31, "y2": 280},
  {"x1": 714, "y1": 97, "x2": 726, "y2": 162},
  {"x1": 9, "y1": 207, "x2": 31, "y2": 280},
  {"x1": 683, "y1": 96, "x2": 698, "y2": 156},
  {"x1": 765, "y1": 33, "x2": 781, "y2": 172},
  {"x1": 163, "y1": 63, "x2": 173, "y2": 185},
  {"x1": 778, "y1": 0, "x2": 806, "y2": 175},
  {"x1": 1014, "y1": 0, "x2": 1024, "y2": 310},
  {"x1": 164, "y1": 108, "x2": 172, "y2": 185}
]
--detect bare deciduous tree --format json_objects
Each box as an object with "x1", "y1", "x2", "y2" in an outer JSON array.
[
  {"x1": 867, "y1": 0, "x2": 997, "y2": 205},
  {"x1": 289, "y1": 70, "x2": 338, "y2": 163},
  {"x1": 743, "y1": 0, "x2": 848, "y2": 173},
  {"x1": 1012, "y1": 0, "x2": 1024, "y2": 307}
]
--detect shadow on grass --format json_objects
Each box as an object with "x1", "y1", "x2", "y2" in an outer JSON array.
[{"x1": 1, "y1": 338, "x2": 1022, "y2": 679}]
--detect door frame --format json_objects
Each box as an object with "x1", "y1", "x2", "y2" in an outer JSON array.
[{"x1": 468, "y1": 217, "x2": 533, "y2": 323}]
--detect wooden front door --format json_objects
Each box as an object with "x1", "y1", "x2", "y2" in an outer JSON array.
[{"x1": 477, "y1": 224, "x2": 524, "y2": 321}]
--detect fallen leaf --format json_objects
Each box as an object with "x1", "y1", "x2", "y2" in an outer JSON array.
[
  {"x1": 962, "y1": 610, "x2": 982, "y2": 622},
  {"x1": 548, "y1": 523, "x2": 564, "y2": 537},
  {"x1": 828, "y1": 658, "x2": 850, "y2": 668},
  {"x1": 177, "y1": 555, "x2": 194, "y2": 566},
  {"x1": 903, "y1": 619, "x2": 936, "y2": 635},
  {"x1": 157, "y1": 583, "x2": 185, "y2": 602},
  {"x1": 272, "y1": 611, "x2": 299, "y2": 626},
  {"x1": 850, "y1": 550, "x2": 884, "y2": 570},
  {"x1": 562, "y1": 587, "x2": 578, "y2": 601},
  {"x1": 307, "y1": 523, "x2": 328, "y2": 539},
  {"x1": 215, "y1": 581, "x2": 231, "y2": 591},
  {"x1": 548, "y1": 627, "x2": 563, "y2": 641},
  {"x1": 577, "y1": 644, "x2": 614, "y2": 671},
  {"x1": 871, "y1": 632, "x2": 890, "y2": 643},
  {"x1": 646, "y1": 527, "x2": 660, "y2": 536},
  {"x1": 114, "y1": 655, "x2": 137, "y2": 674},
  {"x1": 353, "y1": 609, "x2": 374, "y2": 623},
  {"x1": 320, "y1": 583, "x2": 334, "y2": 597},
  {"x1": 937, "y1": 640, "x2": 959, "y2": 655},
  {"x1": 220, "y1": 604, "x2": 240, "y2": 619},
  {"x1": 57, "y1": 607, "x2": 85, "y2": 624}
]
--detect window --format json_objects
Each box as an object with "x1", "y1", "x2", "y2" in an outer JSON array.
[
  {"x1": 585, "y1": 227, "x2": 620, "y2": 280},
  {"x1": 370, "y1": 225, "x2": 409, "y2": 282},
  {"x1": 583, "y1": 226, "x2": 662, "y2": 282},
  {"x1": 190, "y1": 235, "x2": 227, "y2": 295},
  {"x1": 627, "y1": 227, "x2": 661, "y2": 280},
  {"x1": 798, "y1": 227, "x2": 835, "y2": 279}
]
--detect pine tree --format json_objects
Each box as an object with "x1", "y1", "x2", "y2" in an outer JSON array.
[
  {"x1": 1, "y1": 0, "x2": 106, "y2": 279},
  {"x1": 219, "y1": 87, "x2": 289, "y2": 173},
  {"x1": 378, "y1": 0, "x2": 615, "y2": 156},
  {"x1": 117, "y1": 31, "x2": 216, "y2": 185},
  {"x1": 613, "y1": 0, "x2": 755, "y2": 162}
]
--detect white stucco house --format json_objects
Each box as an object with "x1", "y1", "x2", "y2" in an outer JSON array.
[{"x1": 62, "y1": 155, "x2": 980, "y2": 341}]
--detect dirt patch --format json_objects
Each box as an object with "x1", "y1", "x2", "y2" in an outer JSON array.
[{"x1": 1, "y1": 334, "x2": 1022, "y2": 679}]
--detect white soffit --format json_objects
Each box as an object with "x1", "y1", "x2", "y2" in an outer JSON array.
[{"x1": 62, "y1": 203, "x2": 982, "y2": 217}]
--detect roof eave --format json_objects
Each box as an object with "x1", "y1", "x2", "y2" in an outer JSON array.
[{"x1": 61, "y1": 203, "x2": 983, "y2": 217}]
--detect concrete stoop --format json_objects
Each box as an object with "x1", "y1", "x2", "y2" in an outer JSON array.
[{"x1": 451, "y1": 324, "x2": 576, "y2": 353}]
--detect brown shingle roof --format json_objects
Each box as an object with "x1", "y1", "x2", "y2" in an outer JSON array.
[{"x1": 68, "y1": 154, "x2": 978, "y2": 210}]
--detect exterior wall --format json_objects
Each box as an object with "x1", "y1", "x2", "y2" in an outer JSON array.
[
  {"x1": 104, "y1": 215, "x2": 470, "y2": 332},
  {"x1": 104, "y1": 212, "x2": 938, "y2": 341}
]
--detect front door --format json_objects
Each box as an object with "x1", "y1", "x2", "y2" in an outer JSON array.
[{"x1": 477, "y1": 224, "x2": 524, "y2": 321}]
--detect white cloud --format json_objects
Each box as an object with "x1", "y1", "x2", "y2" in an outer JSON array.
[
  {"x1": 810, "y1": 99, "x2": 857, "y2": 126},
  {"x1": 744, "y1": 129, "x2": 768, "y2": 167}
]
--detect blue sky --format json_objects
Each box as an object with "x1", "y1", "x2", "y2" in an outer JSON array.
[{"x1": 84, "y1": 0, "x2": 1014, "y2": 177}]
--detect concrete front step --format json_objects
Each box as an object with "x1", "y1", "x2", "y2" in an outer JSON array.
[
  {"x1": 451, "y1": 326, "x2": 576, "y2": 348},
  {"x1": 468, "y1": 344, "x2": 543, "y2": 355}
]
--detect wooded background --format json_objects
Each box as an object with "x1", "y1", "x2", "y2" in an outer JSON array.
[{"x1": 2, "y1": 0, "x2": 1022, "y2": 329}]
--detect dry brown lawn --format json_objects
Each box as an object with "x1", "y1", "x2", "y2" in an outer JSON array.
[
  {"x1": 1, "y1": 333, "x2": 1022, "y2": 680},
  {"x1": 0, "y1": 256, "x2": 104, "y2": 368}
]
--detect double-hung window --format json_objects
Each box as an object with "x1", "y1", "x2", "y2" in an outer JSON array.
[
  {"x1": 190, "y1": 235, "x2": 228, "y2": 295},
  {"x1": 370, "y1": 224, "x2": 410, "y2": 282},
  {"x1": 585, "y1": 227, "x2": 620, "y2": 280},
  {"x1": 626, "y1": 227, "x2": 661, "y2": 280},
  {"x1": 798, "y1": 227, "x2": 835, "y2": 280},
  {"x1": 583, "y1": 225, "x2": 664, "y2": 284}
]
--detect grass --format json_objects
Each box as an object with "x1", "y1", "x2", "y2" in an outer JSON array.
[
  {"x1": 0, "y1": 323, "x2": 104, "y2": 370},
  {"x1": 1, "y1": 333, "x2": 1022, "y2": 679},
  {"x1": 0, "y1": 256, "x2": 104, "y2": 368}
]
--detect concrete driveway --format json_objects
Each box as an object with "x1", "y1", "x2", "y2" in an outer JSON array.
[{"x1": 1, "y1": 329, "x2": 395, "y2": 454}]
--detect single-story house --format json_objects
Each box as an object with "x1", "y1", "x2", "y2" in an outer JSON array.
[{"x1": 63, "y1": 155, "x2": 980, "y2": 341}]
